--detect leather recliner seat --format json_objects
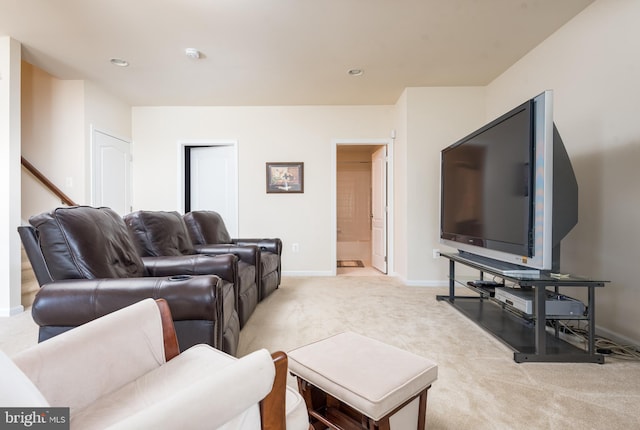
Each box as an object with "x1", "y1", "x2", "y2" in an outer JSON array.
[
  {"x1": 124, "y1": 210, "x2": 259, "y2": 328},
  {"x1": 184, "y1": 210, "x2": 283, "y2": 301}
]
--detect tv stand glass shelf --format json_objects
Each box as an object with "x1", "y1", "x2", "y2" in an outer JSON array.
[{"x1": 437, "y1": 252, "x2": 607, "y2": 363}]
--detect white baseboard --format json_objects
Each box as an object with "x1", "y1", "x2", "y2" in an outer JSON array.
[
  {"x1": 0, "y1": 305, "x2": 25, "y2": 317},
  {"x1": 281, "y1": 271, "x2": 449, "y2": 287},
  {"x1": 402, "y1": 279, "x2": 449, "y2": 287},
  {"x1": 282, "y1": 270, "x2": 334, "y2": 277}
]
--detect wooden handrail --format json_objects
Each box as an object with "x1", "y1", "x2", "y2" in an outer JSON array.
[{"x1": 20, "y1": 156, "x2": 78, "y2": 206}]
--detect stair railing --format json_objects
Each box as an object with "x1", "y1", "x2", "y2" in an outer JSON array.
[{"x1": 20, "y1": 156, "x2": 78, "y2": 206}]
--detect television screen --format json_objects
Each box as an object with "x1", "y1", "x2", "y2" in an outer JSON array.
[{"x1": 441, "y1": 101, "x2": 533, "y2": 256}]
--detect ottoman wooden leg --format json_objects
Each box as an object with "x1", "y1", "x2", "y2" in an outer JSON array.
[
  {"x1": 296, "y1": 378, "x2": 363, "y2": 430},
  {"x1": 296, "y1": 376, "x2": 431, "y2": 430},
  {"x1": 418, "y1": 389, "x2": 428, "y2": 430}
]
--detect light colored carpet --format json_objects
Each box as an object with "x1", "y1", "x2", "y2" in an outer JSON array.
[
  {"x1": 238, "y1": 276, "x2": 640, "y2": 430},
  {"x1": 2, "y1": 276, "x2": 639, "y2": 429}
]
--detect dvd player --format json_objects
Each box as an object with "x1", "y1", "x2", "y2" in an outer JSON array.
[{"x1": 494, "y1": 287, "x2": 585, "y2": 317}]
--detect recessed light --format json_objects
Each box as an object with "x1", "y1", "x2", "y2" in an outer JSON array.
[
  {"x1": 110, "y1": 58, "x2": 129, "y2": 67},
  {"x1": 348, "y1": 68, "x2": 364, "y2": 76}
]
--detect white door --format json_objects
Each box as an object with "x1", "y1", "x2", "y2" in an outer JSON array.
[
  {"x1": 188, "y1": 145, "x2": 238, "y2": 237},
  {"x1": 92, "y1": 129, "x2": 131, "y2": 215},
  {"x1": 371, "y1": 146, "x2": 387, "y2": 273}
]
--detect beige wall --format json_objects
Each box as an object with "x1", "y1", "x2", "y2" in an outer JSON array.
[
  {"x1": 400, "y1": 87, "x2": 486, "y2": 284},
  {"x1": 20, "y1": 62, "x2": 132, "y2": 219},
  {"x1": 131, "y1": 106, "x2": 394, "y2": 274},
  {"x1": 84, "y1": 81, "x2": 132, "y2": 142},
  {"x1": 21, "y1": 62, "x2": 85, "y2": 217},
  {"x1": 392, "y1": 90, "x2": 409, "y2": 279},
  {"x1": 486, "y1": 0, "x2": 640, "y2": 344}
]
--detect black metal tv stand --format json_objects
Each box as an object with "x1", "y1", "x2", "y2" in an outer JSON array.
[{"x1": 436, "y1": 252, "x2": 607, "y2": 363}]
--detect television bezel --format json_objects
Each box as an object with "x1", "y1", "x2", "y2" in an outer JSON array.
[{"x1": 439, "y1": 91, "x2": 555, "y2": 271}]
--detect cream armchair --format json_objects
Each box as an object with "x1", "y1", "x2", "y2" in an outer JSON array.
[{"x1": 0, "y1": 299, "x2": 308, "y2": 430}]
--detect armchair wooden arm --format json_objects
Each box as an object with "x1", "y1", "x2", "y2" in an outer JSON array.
[
  {"x1": 261, "y1": 351, "x2": 288, "y2": 430},
  {"x1": 156, "y1": 298, "x2": 180, "y2": 361}
]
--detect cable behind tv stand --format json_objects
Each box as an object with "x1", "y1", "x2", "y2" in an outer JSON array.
[{"x1": 436, "y1": 252, "x2": 607, "y2": 363}]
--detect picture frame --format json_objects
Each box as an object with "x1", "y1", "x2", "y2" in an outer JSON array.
[{"x1": 266, "y1": 162, "x2": 304, "y2": 193}]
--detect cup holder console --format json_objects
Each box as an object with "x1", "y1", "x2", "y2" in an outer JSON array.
[{"x1": 168, "y1": 274, "x2": 192, "y2": 281}]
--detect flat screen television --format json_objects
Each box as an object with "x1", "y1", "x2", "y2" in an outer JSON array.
[{"x1": 440, "y1": 90, "x2": 577, "y2": 274}]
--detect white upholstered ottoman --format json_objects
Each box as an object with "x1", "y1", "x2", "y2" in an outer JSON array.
[{"x1": 288, "y1": 332, "x2": 438, "y2": 430}]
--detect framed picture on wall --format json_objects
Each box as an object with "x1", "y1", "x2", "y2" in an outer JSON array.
[{"x1": 266, "y1": 162, "x2": 304, "y2": 193}]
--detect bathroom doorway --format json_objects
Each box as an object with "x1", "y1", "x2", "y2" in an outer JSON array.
[{"x1": 336, "y1": 144, "x2": 388, "y2": 275}]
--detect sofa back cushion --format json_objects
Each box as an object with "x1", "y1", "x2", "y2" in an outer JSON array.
[
  {"x1": 183, "y1": 211, "x2": 232, "y2": 245},
  {"x1": 29, "y1": 206, "x2": 146, "y2": 280},
  {"x1": 124, "y1": 211, "x2": 195, "y2": 257}
]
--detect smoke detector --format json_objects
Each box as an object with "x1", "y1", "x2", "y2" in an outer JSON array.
[{"x1": 185, "y1": 48, "x2": 201, "y2": 60}]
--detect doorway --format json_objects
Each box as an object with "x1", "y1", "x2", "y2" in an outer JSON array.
[
  {"x1": 334, "y1": 141, "x2": 391, "y2": 276},
  {"x1": 91, "y1": 127, "x2": 131, "y2": 215},
  {"x1": 181, "y1": 141, "x2": 239, "y2": 237}
]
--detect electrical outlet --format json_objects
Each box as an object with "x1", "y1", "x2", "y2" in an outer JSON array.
[
  {"x1": 292, "y1": 243, "x2": 300, "y2": 253},
  {"x1": 432, "y1": 249, "x2": 440, "y2": 259}
]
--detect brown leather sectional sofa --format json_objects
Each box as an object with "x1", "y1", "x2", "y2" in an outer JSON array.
[{"x1": 19, "y1": 207, "x2": 243, "y2": 356}]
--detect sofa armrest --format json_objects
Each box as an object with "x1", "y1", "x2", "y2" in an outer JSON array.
[
  {"x1": 233, "y1": 238, "x2": 282, "y2": 256},
  {"x1": 13, "y1": 299, "x2": 169, "y2": 411},
  {"x1": 106, "y1": 349, "x2": 276, "y2": 430},
  {"x1": 31, "y1": 276, "x2": 222, "y2": 328},
  {"x1": 193, "y1": 243, "x2": 260, "y2": 267},
  {"x1": 141, "y1": 253, "x2": 238, "y2": 284}
]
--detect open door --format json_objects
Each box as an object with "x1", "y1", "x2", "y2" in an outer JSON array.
[
  {"x1": 185, "y1": 144, "x2": 239, "y2": 237},
  {"x1": 371, "y1": 146, "x2": 387, "y2": 273}
]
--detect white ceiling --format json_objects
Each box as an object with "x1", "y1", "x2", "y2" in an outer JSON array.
[{"x1": 0, "y1": 0, "x2": 594, "y2": 106}]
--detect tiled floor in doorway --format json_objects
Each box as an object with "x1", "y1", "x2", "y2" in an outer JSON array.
[{"x1": 336, "y1": 264, "x2": 384, "y2": 276}]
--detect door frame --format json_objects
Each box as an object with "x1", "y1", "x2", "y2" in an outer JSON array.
[
  {"x1": 90, "y1": 125, "x2": 132, "y2": 214},
  {"x1": 177, "y1": 140, "x2": 239, "y2": 231},
  {"x1": 331, "y1": 138, "x2": 394, "y2": 276}
]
